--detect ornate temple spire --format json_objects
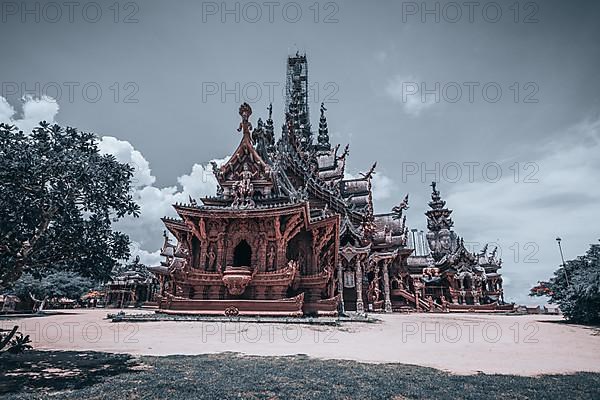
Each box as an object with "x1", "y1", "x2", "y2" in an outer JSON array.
[
  {"x1": 316, "y1": 102, "x2": 331, "y2": 151},
  {"x1": 428, "y1": 181, "x2": 446, "y2": 210},
  {"x1": 266, "y1": 103, "x2": 273, "y2": 126},
  {"x1": 290, "y1": 90, "x2": 311, "y2": 150},
  {"x1": 252, "y1": 117, "x2": 271, "y2": 162},
  {"x1": 425, "y1": 182, "x2": 455, "y2": 260},
  {"x1": 265, "y1": 103, "x2": 274, "y2": 145},
  {"x1": 426, "y1": 182, "x2": 454, "y2": 231},
  {"x1": 286, "y1": 53, "x2": 312, "y2": 150},
  {"x1": 261, "y1": 103, "x2": 276, "y2": 158}
]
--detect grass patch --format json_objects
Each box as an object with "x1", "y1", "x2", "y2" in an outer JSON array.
[
  {"x1": 1, "y1": 351, "x2": 599, "y2": 399},
  {"x1": 0, "y1": 351, "x2": 140, "y2": 395}
]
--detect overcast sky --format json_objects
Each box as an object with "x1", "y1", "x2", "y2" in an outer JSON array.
[{"x1": 1, "y1": 0, "x2": 599, "y2": 304}]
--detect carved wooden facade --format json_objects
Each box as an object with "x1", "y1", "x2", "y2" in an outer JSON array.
[{"x1": 149, "y1": 53, "x2": 508, "y2": 316}]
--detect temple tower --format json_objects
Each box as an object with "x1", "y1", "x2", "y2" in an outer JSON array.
[
  {"x1": 286, "y1": 52, "x2": 312, "y2": 147},
  {"x1": 425, "y1": 182, "x2": 456, "y2": 261}
]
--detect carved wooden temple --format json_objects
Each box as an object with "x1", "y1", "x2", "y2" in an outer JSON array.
[
  {"x1": 399, "y1": 182, "x2": 510, "y2": 312},
  {"x1": 149, "y1": 53, "x2": 509, "y2": 316}
]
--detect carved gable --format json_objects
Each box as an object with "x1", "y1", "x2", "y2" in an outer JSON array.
[{"x1": 216, "y1": 103, "x2": 275, "y2": 201}]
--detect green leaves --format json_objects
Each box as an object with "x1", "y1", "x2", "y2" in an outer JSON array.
[
  {"x1": 0, "y1": 122, "x2": 140, "y2": 286},
  {"x1": 12, "y1": 271, "x2": 94, "y2": 300},
  {"x1": 534, "y1": 243, "x2": 600, "y2": 324}
]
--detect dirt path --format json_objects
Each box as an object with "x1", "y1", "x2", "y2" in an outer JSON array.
[{"x1": 3, "y1": 309, "x2": 599, "y2": 376}]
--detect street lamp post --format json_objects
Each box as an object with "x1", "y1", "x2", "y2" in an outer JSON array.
[{"x1": 556, "y1": 237, "x2": 570, "y2": 286}]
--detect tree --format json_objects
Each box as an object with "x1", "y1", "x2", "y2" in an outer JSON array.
[
  {"x1": 12, "y1": 271, "x2": 95, "y2": 301},
  {"x1": 12, "y1": 271, "x2": 95, "y2": 311},
  {"x1": 531, "y1": 242, "x2": 600, "y2": 324},
  {"x1": 0, "y1": 122, "x2": 140, "y2": 288}
]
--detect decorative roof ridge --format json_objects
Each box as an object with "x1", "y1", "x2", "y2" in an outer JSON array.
[
  {"x1": 341, "y1": 176, "x2": 370, "y2": 183},
  {"x1": 374, "y1": 212, "x2": 397, "y2": 218},
  {"x1": 339, "y1": 213, "x2": 364, "y2": 239},
  {"x1": 182, "y1": 199, "x2": 303, "y2": 212}
]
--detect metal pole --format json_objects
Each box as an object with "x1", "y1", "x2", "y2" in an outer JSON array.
[
  {"x1": 411, "y1": 229, "x2": 418, "y2": 255},
  {"x1": 556, "y1": 237, "x2": 570, "y2": 286}
]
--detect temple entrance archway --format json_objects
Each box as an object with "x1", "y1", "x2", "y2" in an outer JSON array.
[
  {"x1": 286, "y1": 231, "x2": 313, "y2": 274},
  {"x1": 233, "y1": 240, "x2": 252, "y2": 267}
]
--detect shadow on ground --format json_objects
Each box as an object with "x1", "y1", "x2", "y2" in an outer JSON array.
[
  {"x1": 1, "y1": 351, "x2": 599, "y2": 399},
  {"x1": 0, "y1": 350, "x2": 141, "y2": 395}
]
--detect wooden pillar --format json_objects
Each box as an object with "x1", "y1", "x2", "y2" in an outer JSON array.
[
  {"x1": 474, "y1": 290, "x2": 480, "y2": 305},
  {"x1": 382, "y1": 260, "x2": 392, "y2": 313},
  {"x1": 216, "y1": 233, "x2": 225, "y2": 272},
  {"x1": 355, "y1": 257, "x2": 364, "y2": 313},
  {"x1": 199, "y1": 240, "x2": 208, "y2": 270},
  {"x1": 258, "y1": 233, "x2": 267, "y2": 272},
  {"x1": 311, "y1": 234, "x2": 318, "y2": 275},
  {"x1": 337, "y1": 260, "x2": 345, "y2": 314},
  {"x1": 415, "y1": 291, "x2": 420, "y2": 311}
]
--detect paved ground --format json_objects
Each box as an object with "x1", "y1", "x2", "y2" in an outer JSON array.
[{"x1": 3, "y1": 309, "x2": 599, "y2": 376}]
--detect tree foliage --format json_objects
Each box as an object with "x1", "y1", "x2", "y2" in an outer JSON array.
[
  {"x1": 531, "y1": 242, "x2": 600, "y2": 324},
  {"x1": 0, "y1": 326, "x2": 32, "y2": 354},
  {"x1": 0, "y1": 122, "x2": 140, "y2": 287},
  {"x1": 12, "y1": 271, "x2": 95, "y2": 301}
]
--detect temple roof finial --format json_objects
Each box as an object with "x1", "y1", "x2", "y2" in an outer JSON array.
[
  {"x1": 360, "y1": 162, "x2": 377, "y2": 180},
  {"x1": 316, "y1": 102, "x2": 331, "y2": 151},
  {"x1": 429, "y1": 181, "x2": 445, "y2": 208},
  {"x1": 339, "y1": 144, "x2": 349, "y2": 160},
  {"x1": 425, "y1": 182, "x2": 454, "y2": 232},
  {"x1": 265, "y1": 103, "x2": 275, "y2": 149},
  {"x1": 392, "y1": 194, "x2": 409, "y2": 220},
  {"x1": 237, "y1": 102, "x2": 253, "y2": 136}
]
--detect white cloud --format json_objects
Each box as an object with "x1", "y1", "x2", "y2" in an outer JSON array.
[
  {"x1": 0, "y1": 95, "x2": 59, "y2": 133},
  {"x1": 98, "y1": 136, "x2": 156, "y2": 187},
  {"x1": 385, "y1": 75, "x2": 436, "y2": 117},
  {"x1": 110, "y1": 154, "x2": 228, "y2": 258},
  {"x1": 89, "y1": 138, "x2": 229, "y2": 263},
  {"x1": 0, "y1": 97, "x2": 16, "y2": 122},
  {"x1": 0, "y1": 95, "x2": 228, "y2": 266},
  {"x1": 442, "y1": 117, "x2": 600, "y2": 305},
  {"x1": 129, "y1": 243, "x2": 162, "y2": 268},
  {"x1": 371, "y1": 172, "x2": 394, "y2": 201},
  {"x1": 94, "y1": 135, "x2": 230, "y2": 260}
]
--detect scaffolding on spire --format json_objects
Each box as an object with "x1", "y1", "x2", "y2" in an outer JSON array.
[{"x1": 286, "y1": 52, "x2": 312, "y2": 147}]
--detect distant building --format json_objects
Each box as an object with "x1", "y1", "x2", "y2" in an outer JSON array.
[
  {"x1": 402, "y1": 183, "x2": 511, "y2": 312},
  {"x1": 105, "y1": 259, "x2": 157, "y2": 308},
  {"x1": 544, "y1": 304, "x2": 561, "y2": 315},
  {"x1": 526, "y1": 305, "x2": 542, "y2": 314}
]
